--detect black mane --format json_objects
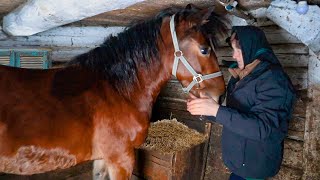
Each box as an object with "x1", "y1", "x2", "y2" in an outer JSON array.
[{"x1": 68, "y1": 7, "x2": 228, "y2": 97}]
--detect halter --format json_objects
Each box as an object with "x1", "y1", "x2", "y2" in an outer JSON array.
[{"x1": 169, "y1": 14, "x2": 223, "y2": 93}]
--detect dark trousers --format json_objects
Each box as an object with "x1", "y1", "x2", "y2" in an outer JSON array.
[
  {"x1": 229, "y1": 173, "x2": 246, "y2": 180},
  {"x1": 229, "y1": 173, "x2": 264, "y2": 180}
]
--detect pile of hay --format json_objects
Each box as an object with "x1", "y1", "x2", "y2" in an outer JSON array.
[{"x1": 139, "y1": 118, "x2": 208, "y2": 154}]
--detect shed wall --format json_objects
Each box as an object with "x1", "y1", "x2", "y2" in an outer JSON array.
[{"x1": 0, "y1": 22, "x2": 313, "y2": 179}]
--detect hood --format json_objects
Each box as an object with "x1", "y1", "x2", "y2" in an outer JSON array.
[{"x1": 230, "y1": 26, "x2": 281, "y2": 67}]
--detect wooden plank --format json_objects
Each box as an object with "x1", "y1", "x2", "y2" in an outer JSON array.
[
  {"x1": 155, "y1": 97, "x2": 305, "y2": 143},
  {"x1": 0, "y1": 0, "x2": 27, "y2": 15},
  {"x1": 205, "y1": 122, "x2": 229, "y2": 180},
  {"x1": 289, "y1": 89, "x2": 307, "y2": 142},
  {"x1": 161, "y1": 81, "x2": 307, "y2": 104},
  {"x1": 303, "y1": 85, "x2": 320, "y2": 179},
  {"x1": 0, "y1": 26, "x2": 124, "y2": 48},
  {"x1": 289, "y1": 91, "x2": 306, "y2": 141},
  {"x1": 135, "y1": 150, "x2": 174, "y2": 168},
  {"x1": 158, "y1": 80, "x2": 188, "y2": 100},
  {"x1": 220, "y1": 67, "x2": 308, "y2": 90},
  {"x1": 218, "y1": 54, "x2": 309, "y2": 68},
  {"x1": 50, "y1": 47, "x2": 91, "y2": 62},
  {"x1": 133, "y1": 151, "x2": 173, "y2": 180},
  {"x1": 216, "y1": 44, "x2": 309, "y2": 57},
  {"x1": 80, "y1": 0, "x2": 214, "y2": 26},
  {"x1": 157, "y1": 81, "x2": 306, "y2": 113},
  {"x1": 218, "y1": 25, "x2": 302, "y2": 46},
  {"x1": 154, "y1": 97, "x2": 186, "y2": 112},
  {"x1": 263, "y1": 26, "x2": 302, "y2": 44},
  {"x1": 237, "y1": 0, "x2": 271, "y2": 10},
  {"x1": 285, "y1": 68, "x2": 308, "y2": 90},
  {"x1": 175, "y1": 142, "x2": 209, "y2": 180},
  {"x1": 293, "y1": 90, "x2": 308, "y2": 117},
  {"x1": 154, "y1": 97, "x2": 305, "y2": 129},
  {"x1": 287, "y1": 130, "x2": 304, "y2": 142},
  {"x1": 289, "y1": 116, "x2": 305, "y2": 132}
]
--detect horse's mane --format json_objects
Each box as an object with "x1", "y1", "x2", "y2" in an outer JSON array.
[{"x1": 68, "y1": 6, "x2": 228, "y2": 97}]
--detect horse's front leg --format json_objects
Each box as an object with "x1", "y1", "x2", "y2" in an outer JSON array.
[
  {"x1": 93, "y1": 159, "x2": 109, "y2": 180},
  {"x1": 93, "y1": 148, "x2": 135, "y2": 180}
]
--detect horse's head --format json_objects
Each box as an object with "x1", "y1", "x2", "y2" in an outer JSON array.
[{"x1": 160, "y1": 5, "x2": 228, "y2": 100}]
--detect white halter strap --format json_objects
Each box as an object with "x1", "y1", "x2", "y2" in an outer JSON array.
[{"x1": 169, "y1": 14, "x2": 223, "y2": 93}]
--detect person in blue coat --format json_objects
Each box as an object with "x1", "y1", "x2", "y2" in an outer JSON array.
[{"x1": 187, "y1": 26, "x2": 296, "y2": 180}]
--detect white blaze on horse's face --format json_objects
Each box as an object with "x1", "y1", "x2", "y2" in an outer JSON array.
[{"x1": 169, "y1": 14, "x2": 224, "y2": 96}]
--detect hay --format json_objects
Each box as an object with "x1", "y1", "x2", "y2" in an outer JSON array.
[{"x1": 139, "y1": 118, "x2": 208, "y2": 154}]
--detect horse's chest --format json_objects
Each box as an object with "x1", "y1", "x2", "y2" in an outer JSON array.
[
  {"x1": 91, "y1": 111, "x2": 149, "y2": 159},
  {"x1": 0, "y1": 146, "x2": 77, "y2": 175}
]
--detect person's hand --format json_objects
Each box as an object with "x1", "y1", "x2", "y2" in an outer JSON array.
[{"x1": 187, "y1": 92, "x2": 220, "y2": 117}]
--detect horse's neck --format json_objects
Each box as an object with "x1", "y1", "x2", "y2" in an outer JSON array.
[
  {"x1": 132, "y1": 63, "x2": 171, "y2": 115},
  {"x1": 133, "y1": 22, "x2": 173, "y2": 115}
]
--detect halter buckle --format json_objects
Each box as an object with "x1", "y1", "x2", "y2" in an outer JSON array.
[
  {"x1": 174, "y1": 50, "x2": 183, "y2": 57},
  {"x1": 193, "y1": 74, "x2": 203, "y2": 83}
]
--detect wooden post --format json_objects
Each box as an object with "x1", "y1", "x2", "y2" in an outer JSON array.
[{"x1": 303, "y1": 50, "x2": 320, "y2": 180}]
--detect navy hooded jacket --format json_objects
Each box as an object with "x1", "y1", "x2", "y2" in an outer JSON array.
[{"x1": 208, "y1": 26, "x2": 296, "y2": 178}]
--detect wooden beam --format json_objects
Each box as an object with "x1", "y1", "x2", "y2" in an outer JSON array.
[
  {"x1": 0, "y1": 26, "x2": 124, "y2": 48},
  {"x1": 218, "y1": 25, "x2": 302, "y2": 46},
  {"x1": 0, "y1": 0, "x2": 27, "y2": 15},
  {"x1": 221, "y1": 67, "x2": 308, "y2": 90},
  {"x1": 218, "y1": 54, "x2": 309, "y2": 68},
  {"x1": 236, "y1": 0, "x2": 271, "y2": 10},
  {"x1": 303, "y1": 50, "x2": 320, "y2": 180},
  {"x1": 2, "y1": 0, "x2": 143, "y2": 36},
  {"x1": 217, "y1": 44, "x2": 309, "y2": 56}
]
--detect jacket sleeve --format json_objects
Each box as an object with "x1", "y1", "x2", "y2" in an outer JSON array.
[{"x1": 213, "y1": 77, "x2": 295, "y2": 142}]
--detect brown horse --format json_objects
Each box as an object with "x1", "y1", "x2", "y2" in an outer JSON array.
[{"x1": 0, "y1": 5, "x2": 227, "y2": 180}]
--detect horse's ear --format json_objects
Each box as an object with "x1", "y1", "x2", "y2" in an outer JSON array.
[{"x1": 187, "y1": 7, "x2": 214, "y2": 27}]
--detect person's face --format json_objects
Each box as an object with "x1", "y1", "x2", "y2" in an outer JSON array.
[{"x1": 231, "y1": 39, "x2": 244, "y2": 70}]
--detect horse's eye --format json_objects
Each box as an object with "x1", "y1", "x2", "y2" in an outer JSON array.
[{"x1": 200, "y1": 47, "x2": 211, "y2": 55}]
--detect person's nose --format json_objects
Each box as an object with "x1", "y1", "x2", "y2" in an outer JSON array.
[{"x1": 232, "y1": 52, "x2": 236, "y2": 60}]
